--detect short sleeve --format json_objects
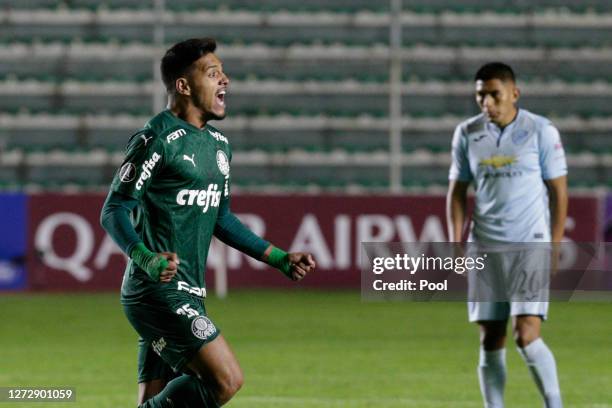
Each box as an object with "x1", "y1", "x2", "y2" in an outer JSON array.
[
  {"x1": 539, "y1": 124, "x2": 567, "y2": 180},
  {"x1": 110, "y1": 130, "x2": 166, "y2": 200},
  {"x1": 449, "y1": 124, "x2": 473, "y2": 182}
]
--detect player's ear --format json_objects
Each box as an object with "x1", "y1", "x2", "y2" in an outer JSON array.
[
  {"x1": 512, "y1": 84, "x2": 520, "y2": 103},
  {"x1": 175, "y1": 77, "x2": 191, "y2": 96}
]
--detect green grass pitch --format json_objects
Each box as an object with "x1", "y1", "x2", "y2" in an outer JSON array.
[{"x1": 1, "y1": 290, "x2": 611, "y2": 407}]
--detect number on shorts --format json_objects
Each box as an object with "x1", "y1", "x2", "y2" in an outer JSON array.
[{"x1": 176, "y1": 303, "x2": 200, "y2": 318}]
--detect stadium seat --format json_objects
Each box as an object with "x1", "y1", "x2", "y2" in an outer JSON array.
[{"x1": 1, "y1": 3, "x2": 612, "y2": 191}]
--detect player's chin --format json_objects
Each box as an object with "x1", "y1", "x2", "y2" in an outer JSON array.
[
  {"x1": 210, "y1": 109, "x2": 227, "y2": 120},
  {"x1": 210, "y1": 98, "x2": 227, "y2": 116},
  {"x1": 483, "y1": 111, "x2": 497, "y2": 121}
]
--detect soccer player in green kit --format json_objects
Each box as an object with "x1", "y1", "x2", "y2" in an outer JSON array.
[{"x1": 100, "y1": 38, "x2": 316, "y2": 408}]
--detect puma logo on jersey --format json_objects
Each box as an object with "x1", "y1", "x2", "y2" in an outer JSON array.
[
  {"x1": 183, "y1": 154, "x2": 196, "y2": 167},
  {"x1": 167, "y1": 128, "x2": 187, "y2": 143},
  {"x1": 140, "y1": 134, "x2": 153, "y2": 146},
  {"x1": 176, "y1": 184, "x2": 222, "y2": 213}
]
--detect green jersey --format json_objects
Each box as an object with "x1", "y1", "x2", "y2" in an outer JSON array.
[{"x1": 111, "y1": 110, "x2": 232, "y2": 303}]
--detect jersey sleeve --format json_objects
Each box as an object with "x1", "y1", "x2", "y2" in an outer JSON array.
[
  {"x1": 100, "y1": 190, "x2": 141, "y2": 256},
  {"x1": 214, "y1": 196, "x2": 270, "y2": 260},
  {"x1": 110, "y1": 130, "x2": 166, "y2": 200},
  {"x1": 449, "y1": 124, "x2": 473, "y2": 182},
  {"x1": 539, "y1": 123, "x2": 568, "y2": 180}
]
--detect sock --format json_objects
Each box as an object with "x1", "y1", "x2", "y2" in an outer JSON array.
[
  {"x1": 478, "y1": 347, "x2": 506, "y2": 408},
  {"x1": 517, "y1": 338, "x2": 562, "y2": 408},
  {"x1": 138, "y1": 374, "x2": 219, "y2": 408}
]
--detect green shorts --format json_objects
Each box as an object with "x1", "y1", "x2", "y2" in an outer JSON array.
[
  {"x1": 136, "y1": 337, "x2": 179, "y2": 383},
  {"x1": 123, "y1": 289, "x2": 220, "y2": 381}
]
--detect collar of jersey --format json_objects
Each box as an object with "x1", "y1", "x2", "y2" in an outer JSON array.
[
  {"x1": 163, "y1": 109, "x2": 209, "y2": 134},
  {"x1": 486, "y1": 108, "x2": 523, "y2": 134}
]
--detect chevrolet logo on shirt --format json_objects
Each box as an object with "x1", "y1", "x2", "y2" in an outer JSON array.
[{"x1": 479, "y1": 155, "x2": 516, "y2": 169}]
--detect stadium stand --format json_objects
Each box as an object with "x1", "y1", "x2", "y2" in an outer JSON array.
[{"x1": 0, "y1": 1, "x2": 611, "y2": 191}]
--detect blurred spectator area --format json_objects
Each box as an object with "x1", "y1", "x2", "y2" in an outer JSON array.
[{"x1": 0, "y1": 0, "x2": 611, "y2": 192}]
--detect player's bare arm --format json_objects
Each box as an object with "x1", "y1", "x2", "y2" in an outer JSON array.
[
  {"x1": 545, "y1": 175, "x2": 568, "y2": 243},
  {"x1": 446, "y1": 180, "x2": 470, "y2": 242},
  {"x1": 545, "y1": 175, "x2": 568, "y2": 276}
]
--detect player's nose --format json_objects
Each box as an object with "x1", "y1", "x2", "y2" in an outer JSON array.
[
  {"x1": 481, "y1": 94, "x2": 494, "y2": 108},
  {"x1": 220, "y1": 71, "x2": 229, "y2": 86}
]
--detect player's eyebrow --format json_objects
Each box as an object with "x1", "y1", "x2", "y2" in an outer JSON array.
[{"x1": 204, "y1": 64, "x2": 222, "y2": 71}]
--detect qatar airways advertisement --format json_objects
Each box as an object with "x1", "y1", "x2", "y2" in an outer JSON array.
[{"x1": 0, "y1": 193, "x2": 599, "y2": 292}]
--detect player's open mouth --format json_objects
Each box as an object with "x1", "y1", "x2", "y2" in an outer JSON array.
[{"x1": 216, "y1": 90, "x2": 226, "y2": 107}]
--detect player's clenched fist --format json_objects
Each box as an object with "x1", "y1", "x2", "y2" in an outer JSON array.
[
  {"x1": 159, "y1": 252, "x2": 180, "y2": 283},
  {"x1": 129, "y1": 243, "x2": 180, "y2": 283},
  {"x1": 287, "y1": 252, "x2": 316, "y2": 281},
  {"x1": 264, "y1": 246, "x2": 315, "y2": 281}
]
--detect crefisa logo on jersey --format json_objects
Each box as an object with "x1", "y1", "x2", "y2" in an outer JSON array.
[
  {"x1": 191, "y1": 316, "x2": 216, "y2": 340},
  {"x1": 135, "y1": 152, "x2": 161, "y2": 190},
  {"x1": 175, "y1": 184, "x2": 222, "y2": 213},
  {"x1": 119, "y1": 162, "x2": 136, "y2": 182}
]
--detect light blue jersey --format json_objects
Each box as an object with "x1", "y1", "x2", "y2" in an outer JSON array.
[{"x1": 449, "y1": 109, "x2": 567, "y2": 243}]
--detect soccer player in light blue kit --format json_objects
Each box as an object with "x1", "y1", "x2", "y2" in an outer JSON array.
[{"x1": 446, "y1": 63, "x2": 568, "y2": 408}]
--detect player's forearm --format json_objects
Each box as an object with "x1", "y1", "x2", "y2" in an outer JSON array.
[
  {"x1": 548, "y1": 184, "x2": 568, "y2": 243},
  {"x1": 214, "y1": 209, "x2": 270, "y2": 260},
  {"x1": 448, "y1": 205, "x2": 466, "y2": 242},
  {"x1": 446, "y1": 186, "x2": 467, "y2": 242},
  {"x1": 100, "y1": 192, "x2": 169, "y2": 280},
  {"x1": 214, "y1": 213, "x2": 293, "y2": 277},
  {"x1": 262, "y1": 245, "x2": 292, "y2": 277},
  {"x1": 100, "y1": 191, "x2": 142, "y2": 255}
]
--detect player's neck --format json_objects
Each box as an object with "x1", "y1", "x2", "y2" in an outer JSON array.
[
  {"x1": 494, "y1": 107, "x2": 519, "y2": 130},
  {"x1": 168, "y1": 99, "x2": 207, "y2": 129}
]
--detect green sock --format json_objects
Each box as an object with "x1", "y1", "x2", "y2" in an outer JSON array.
[{"x1": 138, "y1": 374, "x2": 219, "y2": 408}]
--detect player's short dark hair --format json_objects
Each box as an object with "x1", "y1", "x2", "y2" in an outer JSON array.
[
  {"x1": 160, "y1": 38, "x2": 217, "y2": 91},
  {"x1": 474, "y1": 62, "x2": 516, "y2": 83}
]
